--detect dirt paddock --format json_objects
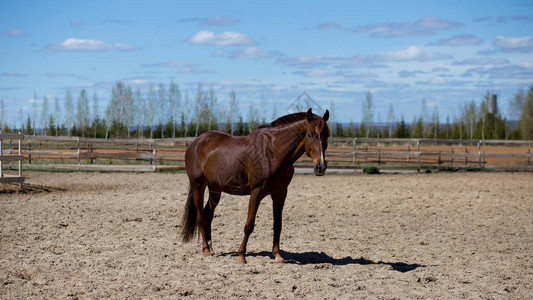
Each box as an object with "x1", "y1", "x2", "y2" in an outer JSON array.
[{"x1": 1, "y1": 171, "x2": 532, "y2": 299}]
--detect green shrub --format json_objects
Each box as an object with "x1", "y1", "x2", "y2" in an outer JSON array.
[{"x1": 363, "y1": 166, "x2": 380, "y2": 174}]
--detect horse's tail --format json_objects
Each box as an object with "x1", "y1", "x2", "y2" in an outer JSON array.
[{"x1": 181, "y1": 186, "x2": 197, "y2": 242}]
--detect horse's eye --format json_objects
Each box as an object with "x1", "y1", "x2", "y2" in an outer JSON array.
[{"x1": 307, "y1": 133, "x2": 312, "y2": 138}]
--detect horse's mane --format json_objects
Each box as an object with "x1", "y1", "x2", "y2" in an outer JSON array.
[{"x1": 258, "y1": 112, "x2": 307, "y2": 129}]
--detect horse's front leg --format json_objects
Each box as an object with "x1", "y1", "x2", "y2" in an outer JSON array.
[
  {"x1": 271, "y1": 189, "x2": 287, "y2": 263},
  {"x1": 237, "y1": 188, "x2": 264, "y2": 263}
]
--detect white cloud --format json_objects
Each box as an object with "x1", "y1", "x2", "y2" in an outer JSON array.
[
  {"x1": 414, "y1": 16, "x2": 462, "y2": 29},
  {"x1": 0, "y1": 72, "x2": 27, "y2": 77},
  {"x1": 177, "y1": 68, "x2": 216, "y2": 74},
  {"x1": 276, "y1": 55, "x2": 383, "y2": 69},
  {"x1": 277, "y1": 46, "x2": 449, "y2": 70},
  {"x1": 398, "y1": 67, "x2": 449, "y2": 78},
  {"x1": 178, "y1": 16, "x2": 238, "y2": 27},
  {"x1": 43, "y1": 38, "x2": 138, "y2": 51},
  {"x1": 379, "y1": 46, "x2": 451, "y2": 61},
  {"x1": 316, "y1": 22, "x2": 342, "y2": 30},
  {"x1": 294, "y1": 69, "x2": 335, "y2": 77},
  {"x1": 493, "y1": 36, "x2": 533, "y2": 53},
  {"x1": 415, "y1": 77, "x2": 467, "y2": 86},
  {"x1": 475, "y1": 15, "x2": 533, "y2": 25},
  {"x1": 464, "y1": 64, "x2": 533, "y2": 79},
  {"x1": 0, "y1": 29, "x2": 25, "y2": 36},
  {"x1": 186, "y1": 31, "x2": 255, "y2": 46},
  {"x1": 356, "y1": 16, "x2": 462, "y2": 38},
  {"x1": 220, "y1": 47, "x2": 280, "y2": 59},
  {"x1": 451, "y1": 58, "x2": 510, "y2": 65},
  {"x1": 141, "y1": 60, "x2": 197, "y2": 68},
  {"x1": 428, "y1": 34, "x2": 483, "y2": 46}
]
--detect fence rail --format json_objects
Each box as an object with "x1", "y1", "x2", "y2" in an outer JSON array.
[
  {"x1": 3, "y1": 136, "x2": 532, "y2": 172},
  {"x1": 0, "y1": 132, "x2": 25, "y2": 185}
]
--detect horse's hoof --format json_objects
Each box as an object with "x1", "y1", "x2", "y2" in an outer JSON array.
[
  {"x1": 274, "y1": 256, "x2": 285, "y2": 263},
  {"x1": 203, "y1": 250, "x2": 212, "y2": 257},
  {"x1": 237, "y1": 256, "x2": 247, "y2": 264}
]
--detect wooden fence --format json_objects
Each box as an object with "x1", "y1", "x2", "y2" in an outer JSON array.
[
  {"x1": 0, "y1": 132, "x2": 25, "y2": 185},
  {"x1": 7, "y1": 136, "x2": 533, "y2": 172},
  {"x1": 326, "y1": 138, "x2": 533, "y2": 171}
]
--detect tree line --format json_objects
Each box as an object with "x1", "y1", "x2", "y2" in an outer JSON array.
[
  {"x1": 1, "y1": 81, "x2": 532, "y2": 140},
  {"x1": 333, "y1": 86, "x2": 533, "y2": 140}
]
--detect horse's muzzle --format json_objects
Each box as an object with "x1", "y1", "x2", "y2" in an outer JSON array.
[{"x1": 314, "y1": 162, "x2": 327, "y2": 176}]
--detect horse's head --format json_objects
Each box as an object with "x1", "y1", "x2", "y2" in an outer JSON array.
[{"x1": 304, "y1": 108, "x2": 330, "y2": 176}]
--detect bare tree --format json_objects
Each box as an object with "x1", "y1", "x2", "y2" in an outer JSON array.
[
  {"x1": 0, "y1": 99, "x2": 5, "y2": 131},
  {"x1": 421, "y1": 98, "x2": 430, "y2": 138},
  {"x1": 520, "y1": 86, "x2": 533, "y2": 139},
  {"x1": 54, "y1": 97, "x2": 61, "y2": 136},
  {"x1": 431, "y1": 105, "x2": 439, "y2": 138},
  {"x1": 147, "y1": 84, "x2": 156, "y2": 138},
  {"x1": 259, "y1": 94, "x2": 266, "y2": 124},
  {"x1": 32, "y1": 92, "x2": 38, "y2": 135},
  {"x1": 92, "y1": 92, "x2": 99, "y2": 138},
  {"x1": 228, "y1": 90, "x2": 238, "y2": 135},
  {"x1": 462, "y1": 100, "x2": 477, "y2": 139},
  {"x1": 182, "y1": 91, "x2": 190, "y2": 137},
  {"x1": 64, "y1": 90, "x2": 73, "y2": 136},
  {"x1": 41, "y1": 95, "x2": 49, "y2": 135},
  {"x1": 509, "y1": 88, "x2": 525, "y2": 121},
  {"x1": 158, "y1": 82, "x2": 166, "y2": 137},
  {"x1": 208, "y1": 87, "x2": 217, "y2": 131},
  {"x1": 168, "y1": 80, "x2": 181, "y2": 138},
  {"x1": 248, "y1": 104, "x2": 258, "y2": 133},
  {"x1": 92, "y1": 92, "x2": 99, "y2": 119},
  {"x1": 18, "y1": 108, "x2": 24, "y2": 133},
  {"x1": 194, "y1": 84, "x2": 205, "y2": 137},
  {"x1": 387, "y1": 103, "x2": 395, "y2": 137},
  {"x1": 134, "y1": 88, "x2": 143, "y2": 139},
  {"x1": 361, "y1": 91, "x2": 374, "y2": 138},
  {"x1": 77, "y1": 89, "x2": 90, "y2": 137},
  {"x1": 124, "y1": 85, "x2": 133, "y2": 137}
]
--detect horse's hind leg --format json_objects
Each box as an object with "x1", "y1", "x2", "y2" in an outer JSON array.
[
  {"x1": 271, "y1": 189, "x2": 287, "y2": 263},
  {"x1": 203, "y1": 187, "x2": 221, "y2": 255},
  {"x1": 191, "y1": 182, "x2": 211, "y2": 256}
]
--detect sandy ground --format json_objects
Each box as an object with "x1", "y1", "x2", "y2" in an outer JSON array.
[{"x1": 1, "y1": 170, "x2": 532, "y2": 299}]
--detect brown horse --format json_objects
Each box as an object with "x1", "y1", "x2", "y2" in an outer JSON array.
[{"x1": 181, "y1": 108, "x2": 329, "y2": 263}]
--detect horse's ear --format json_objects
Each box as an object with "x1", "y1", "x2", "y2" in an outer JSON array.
[
  {"x1": 323, "y1": 110, "x2": 329, "y2": 122},
  {"x1": 306, "y1": 108, "x2": 313, "y2": 122}
]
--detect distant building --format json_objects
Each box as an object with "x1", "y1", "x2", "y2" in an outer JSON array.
[
  {"x1": 286, "y1": 92, "x2": 325, "y2": 115},
  {"x1": 487, "y1": 94, "x2": 497, "y2": 115}
]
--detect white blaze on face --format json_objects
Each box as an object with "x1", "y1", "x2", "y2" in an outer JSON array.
[{"x1": 316, "y1": 127, "x2": 325, "y2": 166}]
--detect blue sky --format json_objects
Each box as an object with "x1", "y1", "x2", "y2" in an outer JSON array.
[{"x1": 1, "y1": 0, "x2": 533, "y2": 127}]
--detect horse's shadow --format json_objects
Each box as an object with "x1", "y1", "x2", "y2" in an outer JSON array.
[{"x1": 219, "y1": 251, "x2": 423, "y2": 273}]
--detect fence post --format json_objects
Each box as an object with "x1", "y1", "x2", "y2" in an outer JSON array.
[
  {"x1": 77, "y1": 138, "x2": 81, "y2": 169},
  {"x1": 353, "y1": 138, "x2": 357, "y2": 166},
  {"x1": 90, "y1": 143, "x2": 94, "y2": 164},
  {"x1": 416, "y1": 139, "x2": 420, "y2": 173},
  {"x1": 478, "y1": 140, "x2": 481, "y2": 169},
  {"x1": 18, "y1": 135, "x2": 22, "y2": 183},
  {"x1": 451, "y1": 147, "x2": 454, "y2": 166},
  {"x1": 0, "y1": 134, "x2": 3, "y2": 178},
  {"x1": 465, "y1": 147, "x2": 468, "y2": 167},
  {"x1": 152, "y1": 140, "x2": 156, "y2": 171}
]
